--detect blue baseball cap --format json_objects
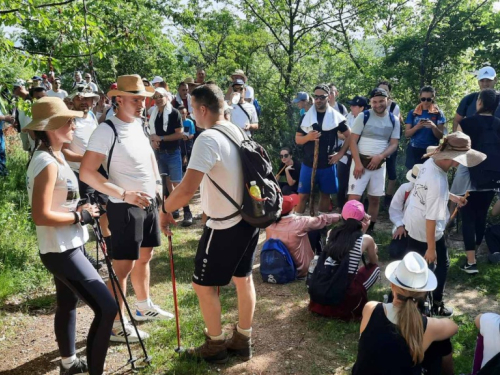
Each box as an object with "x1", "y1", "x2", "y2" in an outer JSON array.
[
  {"x1": 348, "y1": 95, "x2": 369, "y2": 107},
  {"x1": 292, "y1": 92, "x2": 309, "y2": 103}
]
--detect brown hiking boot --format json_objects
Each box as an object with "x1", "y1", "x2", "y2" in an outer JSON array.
[
  {"x1": 226, "y1": 326, "x2": 252, "y2": 361},
  {"x1": 183, "y1": 331, "x2": 228, "y2": 364}
]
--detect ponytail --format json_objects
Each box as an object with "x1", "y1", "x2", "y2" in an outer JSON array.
[
  {"x1": 27, "y1": 130, "x2": 62, "y2": 167},
  {"x1": 393, "y1": 287, "x2": 426, "y2": 365}
]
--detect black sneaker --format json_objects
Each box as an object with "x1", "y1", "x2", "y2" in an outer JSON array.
[
  {"x1": 173, "y1": 210, "x2": 180, "y2": 219},
  {"x1": 432, "y1": 301, "x2": 453, "y2": 317},
  {"x1": 182, "y1": 211, "x2": 193, "y2": 227},
  {"x1": 488, "y1": 252, "x2": 500, "y2": 264},
  {"x1": 59, "y1": 357, "x2": 88, "y2": 375},
  {"x1": 460, "y1": 261, "x2": 479, "y2": 274}
]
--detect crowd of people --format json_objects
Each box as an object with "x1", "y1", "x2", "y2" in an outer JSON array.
[{"x1": 1, "y1": 63, "x2": 500, "y2": 375}]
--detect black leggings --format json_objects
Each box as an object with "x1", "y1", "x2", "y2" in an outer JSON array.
[
  {"x1": 40, "y1": 247, "x2": 117, "y2": 375},
  {"x1": 336, "y1": 155, "x2": 352, "y2": 209},
  {"x1": 461, "y1": 191, "x2": 495, "y2": 251}
]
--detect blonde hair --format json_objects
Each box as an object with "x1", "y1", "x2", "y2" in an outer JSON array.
[{"x1": 391, "y1": 285, "x2": 426, "y2": 365}]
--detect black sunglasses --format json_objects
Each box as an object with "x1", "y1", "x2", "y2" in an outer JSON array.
[
  {"x1": 420, "y1": 97, "x2": 433, "y2": 102},
  {"x1": 314, "y1": 94, "x2": 328, "y2": 100},
  {"x1": 280, "y1": 153, "x2": 290, "y2": 158},
  {"x1": 233, "y1": 87, "x2": 243, "y2": 92}
]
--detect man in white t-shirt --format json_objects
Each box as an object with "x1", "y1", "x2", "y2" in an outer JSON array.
[
  {"x1": 81, "y1": 75, "x2": 173, "y2": 343},
  {"x1": 348, "y1": 88, "x2": 400, "y2": 232},
  {"x1": 403, "y1": 131, "x2": 486, "y2": 316},
  {"x1": 225, "y1": 69, "x2": 255, "y2": 103},
  {"x1": 84, "y1": 73, "x2": 98, "y2": 92},
  {"x1": 160, "y1": 84, "x2": 260, "y2": 363},
  {"x1": 46, "y1": 78, "x2": 68, "y2": 99},
  {"x1": 230, "y1": 79, "x2": 258, "y2": 136}
]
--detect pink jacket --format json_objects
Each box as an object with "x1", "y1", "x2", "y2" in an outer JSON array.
[{"x1": 265, "y1": 213, "x2": 341, "y2": 277}]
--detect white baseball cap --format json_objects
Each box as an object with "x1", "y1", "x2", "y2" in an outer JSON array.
[
  {"x1": 151, "y1": 76, "x2": 164, "y2": 84},
  {"x1": 478, "y1": 67, "x2": 497, "y2": 81}
]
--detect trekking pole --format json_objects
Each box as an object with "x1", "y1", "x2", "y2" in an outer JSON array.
[
  {"x1": 309, "y1": 139, "x2": 320, "y2": 217},
  {"x1": 87, "y1": 193, "x2": 152, "y2": 368},
  {"x1": 167, "y1": 235, "x2": 184, "y2": 354}
]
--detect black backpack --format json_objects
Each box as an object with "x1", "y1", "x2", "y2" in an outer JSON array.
[
  {"x1": 207, "y1": 122, "x2": 283, "y2": 228},
  {"x1": 308, "y1": 250, "x2": 351, "y2": 306}
]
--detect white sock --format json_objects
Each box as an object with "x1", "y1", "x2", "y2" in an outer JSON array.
[
  {"x1": 61, "y1": 354, "x2": 76, "y2": 369},
  {"x1": 113, "y1": 318, "x2": 128, "y2": 328},
  {"x1": 136, "y1": 298, "x2": 151, "y2": 310},
  {"x1": 237, "y1": 324, "x2": 252, "y2": 338},
  {"x1": 204, "y1": 328, "x2": 224, "y2": 341}
]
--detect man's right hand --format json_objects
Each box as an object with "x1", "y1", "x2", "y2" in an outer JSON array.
[
  {"x1": 307, "y1": 130, "x2": 321, "y2": 141},
  {"x1": 353, "y1": 162, "x2": 365, "y2": 179},
  {"x1": 393, "y1": 226, "x2": 407, "y2": 240},
  {"x1": 424, "y1": 248, "x2": 437, "y2": 264},
  {"x1": 123, "y1": 191, "x2": 152, "y2": 209},
  {"x1": 151, "y1": 140, "x2": 160, "y2": 150}
]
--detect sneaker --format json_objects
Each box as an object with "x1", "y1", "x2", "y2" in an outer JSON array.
[
  {"x1": 183, "y1": 330, "x2": 228, "y2": 364},
  {"x1": 460, "y1": 261, "x2": 479, "y2": 274},
  {"x1": 226, "y1": 325, "x2": 252, "y2": 361},
  {"x1": 110, "y1": 321, "x2": 150, "y2": 343},
  {"x1": 182, "y1": 211, "x2": 193, "y2": 227},
  {"x1": 134, "y1": 301, "x2": 174, "y2": 321},
  {"x1": 59, "y1": 357, "x2": 88, "y2": 375},
  {"x1": 488, "y1": 252, "x2": 500, "y2": 264},
  {"x1": 432, "y1": 301, "x2": 453, "y2": 317},
  {"x1": 173, "y1": 210, "x2": 180, "y2": 219}
]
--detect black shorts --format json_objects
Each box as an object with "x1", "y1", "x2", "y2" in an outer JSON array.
[
  {"x1": 106, "y1": 201, "x2": 161, "y2": 260},
  {"x1": 193, "y1": 220, "x2": 259, "y2": 286},
  {"x1": 75, "y1": 166, "x2": 109, "y2": 205}
]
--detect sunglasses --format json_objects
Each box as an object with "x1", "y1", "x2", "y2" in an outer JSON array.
[
  {"x1": 420, "y1": 97, "x2": 433, "y2": 102},
  {"x1": 280, "y1": 153, "x2": 290, "y2": 158},
  {"x1": 153, "y1": 95, "x2": 164, "y2": 99},
  {"x1": 314, "y1": 95, "x2": 328, "y2": 100},
  {"x1": 233, "y1": 87, "x2": 243, "y2": 92}
]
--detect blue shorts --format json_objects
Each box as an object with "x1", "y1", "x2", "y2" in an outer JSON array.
[
  {"x1": 157, "y1": 148, "x2": 183, "y2": 183},
  {"x1": 298, "y1": 164, "x2": 338, "y2": 194}
]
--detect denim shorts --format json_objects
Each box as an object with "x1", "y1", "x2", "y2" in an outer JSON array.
[{"x1": 156, "y1": 148, "x2": 183, "y2": 183}]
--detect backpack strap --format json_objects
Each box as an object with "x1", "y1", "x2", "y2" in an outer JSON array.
[
  {"x1": 337, "y1": 103, "x2": 345, "y2": 115},
  {"x1": 206, "y1": 175, "x2": 241, "y2": 221},
  {"x1": 389, "y1": 101, "x2": 396, "y2": 113},
  {"x1": 103, "y1": 119, "x2": 120, "y2": 175},
  {"x1": 237, "y1": 103, "x2": 252, "y2": 122}
]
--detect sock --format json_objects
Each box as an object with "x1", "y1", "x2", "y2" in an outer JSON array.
[
  {"x1": 183, "y1": 205, "x2": 191, "y2": 214},
  {"x1": 468, "y1": 261, "x2": 476, "y2": 266},
  {"x1": 205, "y1": 328, "x2": 224, "y2": 341},
  {"x1": 136, "y1": 298, "x2": 151, "y2": 310},
  {"x1": 61, "y1": 354, "x2": 77, "y2": 369},
  {"x1": 113, "y1": 318, "x2": 128, "y2": 328},
  {"x1": 236, "y1": 324, "x2": 252, "y2": 338},
  {"x1": 368, "y1": 221, "x2": 375, "y2": 231}
]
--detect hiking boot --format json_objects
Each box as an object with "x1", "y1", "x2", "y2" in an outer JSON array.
[
  {"x1": 432, "y1": 301, "x2": 453, "y2": 317},
  {"x1": 460, "y1": 261, "x2": 479, "y2": 274},
  {"x1": 59, "y1": 357, "x2": 88, "y2": 375},
  {"x1": 488, "y1": 252, "x2": 500, "y2": 264},
  {"x1": 173, "y1": 210, "x2": 180, "y2": 219},
  {"x1": 226, "y1": 326, "x2": 252, "y2": 361},
  {"x1": 182, "y1": 211, "x2": 193, "y2": 227},
  {"x1": 183, "y1": 331, "x2": 228, "y2": 364}
]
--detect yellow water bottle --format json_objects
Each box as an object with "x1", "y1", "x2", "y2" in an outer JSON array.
[{"x1": 249, "y1": 181, "x2": 264, "y2": 217}]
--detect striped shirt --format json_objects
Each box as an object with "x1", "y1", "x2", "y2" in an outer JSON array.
[{"x1": 325, "y1": 235, "x2": 364, "y2": 274}]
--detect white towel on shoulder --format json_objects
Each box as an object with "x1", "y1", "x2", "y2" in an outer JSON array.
[
  {"x1": 175, "y1": 93, "x2": 193, "y2": 113},
  {"x1": 300, "y1": 104, "x2": 346, "y2": 133}
]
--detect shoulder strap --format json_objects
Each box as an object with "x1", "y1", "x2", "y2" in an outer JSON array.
[
  {"x1": 103, "y1": 119, "x2": 119, "y2": 174},
  {"x1": 389, "y1": 101, "x2": 396, "y2": 113},
  {"x1": 212, "y1": 124, "x2": 247, "y2": 145},
  {"x1": 206, "y1": 174, "x2": 241, "y2": 221},
  {"x1": 388, "y1": 112, "x2": 396, "y2": 129},
  {"x1": 337, "y1": 103, "x2": 345, "y2": 115},
  {"x1": 238, "y1": 103, "x2": 252, "y2": 122},
  {"x1": 363, "y1": 110, "x2": 370, "y2": 126}
]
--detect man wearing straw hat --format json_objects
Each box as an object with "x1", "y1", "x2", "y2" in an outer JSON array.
[
  {"x1": 403, "y1": 132, "x2": 486, "y2": 317},
  {"x1": 81, "y1": 75, "x2": 173, "y2": 343},
  {"x1": 226, "y1": 69, "x2": 255, "y2": 103}
]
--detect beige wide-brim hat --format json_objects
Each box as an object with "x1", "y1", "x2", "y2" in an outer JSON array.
[
  {"x1": 184, "y1": 77, "x2": 200, "y2": 86},
  {"x1": 385, "y1": 252, "x2": 437, "y2": 292},
  {"x1": 22, "y1": 97, "x2": 84, "y2": 132},
  {"x1": 70, "y1": 84, "x2": 100, "y2": 101},
  {"x1": 405, "y1": 164, "x2": 422, "y2": 183},
  {"x1": 231, "y1": 69, "x2": 247, "y2": 82},
  {"x1": 425, "y1": 132, "x2": 486, "y2": 168},
  {"x1": 107, "y1": 74, "x2": 153, "y2": 97}
]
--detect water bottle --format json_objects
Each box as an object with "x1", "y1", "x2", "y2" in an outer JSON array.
[
  {"x1": 306, "y1": 255, "x2": 319, "y2": 289},
  {"x1": 231, "y1": 93, "x2": 240, "y2": 105},
  {"x1": 249, "y1": 181, "x2": 265, "y2": 217}
]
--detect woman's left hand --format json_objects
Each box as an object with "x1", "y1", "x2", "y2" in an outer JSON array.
[{"x1": 78, "y1": 203, "x2": 100, "y2": 217}]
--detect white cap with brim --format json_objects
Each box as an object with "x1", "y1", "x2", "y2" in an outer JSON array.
[
  {"x1": 478, "y1": 67, "x2": 496, "y2": 81},
  {"x1": 405, "y1": 164, "x2": 422, "y2": 183},
  {"x1": 151, "y1": 76, "x2": 164, "y2": 84},
  {"x1": 385, "y1": 252, "x2": 438, "y2": 292}
]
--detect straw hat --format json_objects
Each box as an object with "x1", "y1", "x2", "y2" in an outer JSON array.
[
  {"x1": 22, "y1": 97, "x2": 84, "y2": 132},
  {"x1": 107, "y1": 74, "x2": 153, "y2": 97},
  {"x1": 405, "y1": 164, "x2": 422, "y2": 183},
  {"x1": 424, "y1": 131, "x2": 486, "y2": 168},
  {"x1": 184, "y1": 77, "x2": 200, "y2": 86},
  {"x1": 231, "y1": 69, "x2": 247, "y2": 82},
  {"x1": 385, "y1": 252, "x2": 437, "y2": 292}
]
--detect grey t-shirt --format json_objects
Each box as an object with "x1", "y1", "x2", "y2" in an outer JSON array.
[{"x1": 351, "y1": 110, "x2": 400, "y2": 156}]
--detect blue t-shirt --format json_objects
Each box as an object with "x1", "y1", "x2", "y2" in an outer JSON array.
[
  {"x1": 182, "y1": 118, "x2": 195, "y2": 136},
  {"x1": 456, "y1": 92, "x2": 500, "y2": 119},
  {"x1": 406, "y1": 109, "x2": 446, "y2": 149}
]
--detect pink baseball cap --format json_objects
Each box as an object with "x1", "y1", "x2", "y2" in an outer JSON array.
[{"x1": 342, "y1": 200, "x2": 365, "y2": 221}]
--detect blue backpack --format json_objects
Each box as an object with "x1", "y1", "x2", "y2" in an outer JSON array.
[
  {"x1": 253, "y1": 98, "x2": 262, "y2": 116},
  {"x1": 260, "y1": 239, "x2": 296, "y2": 284}
]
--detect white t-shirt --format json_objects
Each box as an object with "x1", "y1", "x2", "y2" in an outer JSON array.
[
  {"x1": 245, "y1": 85, "x2": 255, "y2": 101},
  {"x1": 67, "y1": 112, "x2": 98, "y2": 172},
  {"x1": 26, "y1": 151, "x2": 88, "y2": 254},
  {"x1": 389, "y1": 181, "x2": 414, "y2": 229},
  {"x1": 46, "y1": 90, "x2": 68, "y2": 99},
  {"x1": 403, "y1": 158, "x2": 450, "y2": 242},
  {"x1": 86, "y1": 116, "x2": 157, "y2": 203},
  {"x1": 188, "y1": 121, "x2": 244, "y2": 230},
  {"x1": 231, "y1": 102, "x2": 258, "y2": 136},
  {"x1": 351, "y1": 109, "x2": 400, "y2": 156},
  {"x1": 87, "y1": 82, "x2": 98, "y2": 92},
  {"x1": 480, "y1": 313, "x2": 500, "y2": 368}
]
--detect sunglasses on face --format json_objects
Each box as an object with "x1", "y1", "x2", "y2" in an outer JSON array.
[
  {"x1": 153, "y1": 95, "x2": 164, "y2": 99},
  {"x1": 420, "y1": 97, "x2": 433, "y2": 102},
  {"x1": 280, "y1": 153, "x2": 290, "y2": 158},
  {"x1": 314, "y1": 95, "x2": 328, "y2": 100},
  {"x1": 233, "y1": 87, "x2": 243, "y2": 92}
]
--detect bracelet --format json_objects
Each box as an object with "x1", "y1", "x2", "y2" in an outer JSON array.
[
  {"x1": 71, "y1": 211, "x2": 79, "y2": 224},
  {"x1": 121, "y1": 190, "x2": 127, "y2": 201}
]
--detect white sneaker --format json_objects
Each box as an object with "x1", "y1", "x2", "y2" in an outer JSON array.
[
  {"x1": 110, "y1": 321, "x2": 150, "y2": 343},
  {"x1": 134, "y1": 301, "x2": 174, "y2": 321}
]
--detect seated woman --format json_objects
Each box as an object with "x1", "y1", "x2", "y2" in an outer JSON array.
[
  {"x1": 352, "y1": 252, "x2": 458, "y2": 375},
  {"x1": 308, "y1": 200, "x2": 379, "y2": 321},
  {"x1": 471, "y1": 312, "x2": 500, "y2": 374},
  {"x1": 265, "y1": 194, "x2": 341, "y2": 278},
  {"x1": 276, "y1": 147, "x2": 301, "y2": 196}
]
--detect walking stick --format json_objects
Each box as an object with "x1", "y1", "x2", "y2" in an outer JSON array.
[
  {"x1": 309, "y1": 139, "x2": 320, "y2": 216},
  {"x1": 167, "y1": 235, "x2": 184, "y2": 354},
  {"x1": 275, "y1": 164, "x2": 287, "y2": 181},
  {"x1": 446, "y1": 191, "x2": 470, "y2": 231}
]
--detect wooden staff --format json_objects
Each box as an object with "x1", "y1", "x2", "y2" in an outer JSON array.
[
  {"x1": 309, "y1": 140, "x2": 320, "y2": 216},
  {"x1": 275, "y1": 164, "x2": 287, "y2": 180},
  {"x1": 446, "y1": 191, "x2": 470, "y2": 231}
]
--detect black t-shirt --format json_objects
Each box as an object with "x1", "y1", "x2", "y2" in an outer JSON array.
[
  {"x1": 297, "y1": 112, "x2": 349, "y2": 168},
  {"x1": 278, "y1": 159, "x2": 301, "y2": 191},
  {"x1": 457, "y1": 92, "x2": 500, "y2": 119},
  {"x1": 155, "y1": 108, "x2": 183, "y2": 151}
]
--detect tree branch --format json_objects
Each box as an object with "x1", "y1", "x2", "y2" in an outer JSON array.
[
  {"x1": 0, "y1": 0, "x2": 77, "y2": 15},
  {"x1": 13, "y1": 46, "x2": 97, "y2": 58}
]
